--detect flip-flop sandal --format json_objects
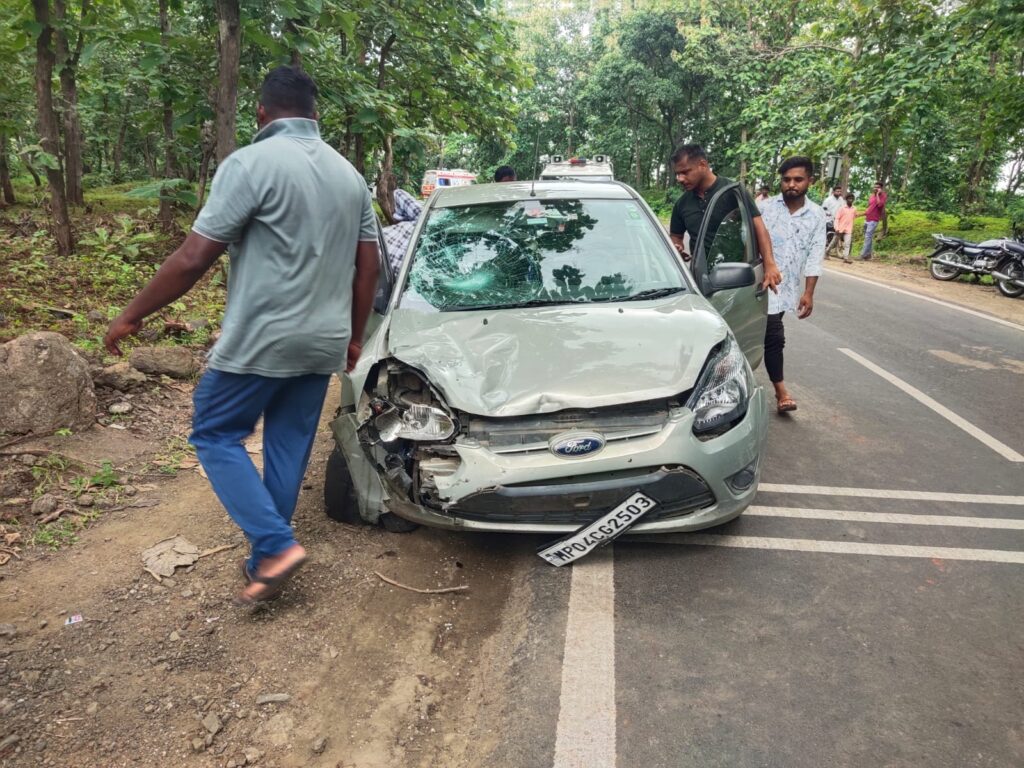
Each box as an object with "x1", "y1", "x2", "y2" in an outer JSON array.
[
  {"x1": 777, "y1": 398, "x2": 798, "y2": 414},
  {"x1": 234, "y1": 556, "x2": 307, "y2": 606}
]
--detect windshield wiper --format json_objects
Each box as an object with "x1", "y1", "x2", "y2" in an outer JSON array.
[{"x1": 619, "y1": 287, "x2": 686, "y2": 302}]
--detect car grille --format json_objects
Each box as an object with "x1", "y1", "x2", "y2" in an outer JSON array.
[
  {"x1": 464, "y1": 400, "x2": 678, "y2": 456},
  {"x1": 446, "y1": 465, "x2": 714, "y2": 525}
]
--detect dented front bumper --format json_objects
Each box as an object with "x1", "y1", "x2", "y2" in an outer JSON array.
[{"x1": 330, "y1": 385, "x2": 768, "y2": 535}]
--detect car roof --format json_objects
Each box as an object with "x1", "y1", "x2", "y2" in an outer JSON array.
[{"x1": 430, "y1": 180, "x2": 636, "y2": 208}]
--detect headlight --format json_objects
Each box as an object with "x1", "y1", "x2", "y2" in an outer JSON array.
[
  {"x1": 686, "y1": 336, "x2": 751, "y2": 434},
  {"x1": 375, "y1": 403, "x2": 456, "y2": 442}
]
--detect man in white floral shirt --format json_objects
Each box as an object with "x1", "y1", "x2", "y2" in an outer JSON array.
[{"x1": 758, "y1": 156, "x2": 825, "y2": 415}]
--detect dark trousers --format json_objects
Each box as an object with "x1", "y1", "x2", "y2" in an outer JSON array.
[
  {"x1": 764, "y1": 312, "x2": 785, "y2": 383},
  {"x1": 190, "y1": 369, "x2": 331, "y2": 572}
]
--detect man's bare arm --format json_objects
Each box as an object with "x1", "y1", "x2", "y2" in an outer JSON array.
[
  {"x1": 104, "y1": 232, "x2": 227, "y2": 355},
  {"x1": 346, "y1": 240, "x2": 381, "y2": 372}
]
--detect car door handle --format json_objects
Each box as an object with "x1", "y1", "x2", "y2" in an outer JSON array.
[{"x1": 755, "y1": 284, "x2": 768, "y2": 297}]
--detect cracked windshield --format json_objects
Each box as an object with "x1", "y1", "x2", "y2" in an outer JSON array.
[{"x1": 401, "y1": 198, "x2": 686, "y2": 311}]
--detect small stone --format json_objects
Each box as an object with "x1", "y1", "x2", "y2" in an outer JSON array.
[
  {"x1": 255, "y1": 693, "x2": 290, "y2": 705},
  {"x1": 168, "y1": 631, "x2": 180, "y2": 642},
  {"x1": 144, "y1": 704, "x2": 156, "y2": 714},
  {"x1": 0, "y1": 698, "x2": 14, "y2": 716},
  {"x1": 191, "y1": 737, "x2": 205, "y2": 753},
  {"x1": 31, "y1": 495, "x2": 59, "y2": 517},
  {"x1": 311, "y1": 736, "x2": 327, "y2": 754},
  {"x1": 86, "y1": 310, "x2": 106, "y2": 323},
  {"x1": 86, "y1": 702, "x2": 99, "y2": 715},
  {"x1": 18, "y1": 454, "x2": 38, "y2": 466},
  {"x1": 243, "y1": 747, "x2": 263, "y2": 764},
  {"x1": 202, "y1": 712, "x2": 222, "y2": 735},
  {"x1": 108, "y1": 402, "x2": 132, "y2": 415},
  {"x1": 38, "y1": 620, "x2": 48, "y2": 629},
  {"x1": 122, "y1": 485, "x2": 138, "y2": 497},
  {"x1": 77, "y1": 494, "x2": 95, "y2": 508},
  {"x1": 204, "y1": 733, "x2": 214, "y2": 748},
  {"x1": 236, "y1": 709, "x2": 249, "y2": 720},
  {"x1": 226, "y1": 759, "x2": 238, "y2": 768},
  {"x1": 162, "y1": 577, "x2": 176, "y2": 588},
  {"x1": 180, "y1": 588, "x2": 194, "y2": 599},
  {"x1": 0, "y1": 624, "x2": 16, "y2": 638}
]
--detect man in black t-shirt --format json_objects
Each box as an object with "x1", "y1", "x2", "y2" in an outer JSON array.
[{"x1": 668, "y1": 144, "x2": 781, "y2": 293}]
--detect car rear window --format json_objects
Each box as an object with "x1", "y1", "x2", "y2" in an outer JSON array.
[{"x1": 400, "y1": 198, "x2": 686, "y2": 312}]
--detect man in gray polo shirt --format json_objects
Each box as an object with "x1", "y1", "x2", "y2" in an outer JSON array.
[{"x1": 104, "y1": 66, "x2": 380, "y2": 604}]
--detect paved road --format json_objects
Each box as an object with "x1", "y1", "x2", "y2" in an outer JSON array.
[{"x1": 465, "y1": 268, "x2": 1024, "y2": 768}]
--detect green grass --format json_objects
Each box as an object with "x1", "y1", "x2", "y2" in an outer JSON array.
[
  {"x1": 0, "y1": 177, "x2": 223, "y2": 355},
  {"x1": 871, "y1": 208, "x2": 1009, "y2": 262}
]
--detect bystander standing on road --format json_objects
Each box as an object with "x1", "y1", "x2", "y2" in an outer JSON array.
[
  {"x1": 821, "y1": 185, "x2": 844, "y2": 258},
  {"x1": 382, "y1": 188, "x2": 423, "y2": 275},
  {"x1": 859, "y1": 182, "x2": 887, "y2": 260},
  {"x1": 494, "y1": 165, "x2": 517, "y2": 182},
  {"x1": 758, "y1": 156, "x2": 826, "y2": 414},
  {"x1": 668, "y1": 144, "x2": 782, "y2": 293},
  {"x1": 834, "y1": 193, "x2": 858, "y2": 264},
  {"x1": 104, "y1": 66, "x2": 380, "y2": 605}
]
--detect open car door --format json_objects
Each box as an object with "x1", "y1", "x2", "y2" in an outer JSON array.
[{"x1": 691, "y1": 183, "x2": 767, "y2": 368}]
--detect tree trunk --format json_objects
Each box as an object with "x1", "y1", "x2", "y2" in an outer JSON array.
[
  {"x1": 20, "y1": 150, "x2": 43, "y2": 187},
  {"x1": 158, "y1": 0, "x2": 175, "y2": 230},
  {"x1": 0, "y1": 134, "x2": 15, "y2": 205},
  {"x1": 113, "y1": 97, "x2": 131, "y2": 180},
  {"x1": 739, "y1": 127, "x2": 748, "y2": 184},
  {"x1": 214, "y1": 0, "x2": 241, "y2": 163},
  {"x1": 54, "y1": 0, "x2": 88, "y2": 207},
  {"x1": 375, "y1": 134, "x2": 396, "y2": 225},
  {"x1": 195, "y1": 120, "x2": 216, "y2": 210},
  {"x1": 839, "y1": 152, "x2": 851, "y2": 192},
  {"x1": 33, "y1": 0, "x2": 73, "y2": 257}
]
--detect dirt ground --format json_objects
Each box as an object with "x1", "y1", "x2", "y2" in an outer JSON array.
[
  {"x1": 1, "y1": 260, "x2": 1020, "y2": 767},
  {"x1": 0, "y1": 380, "x2": 532, "y2": 768}
]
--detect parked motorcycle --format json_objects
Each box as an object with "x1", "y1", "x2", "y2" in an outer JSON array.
[
  {"x1": 992, "y1": 240, "x2": 1024, "y2": 299},
  {"x1": 928, "y1": 221, "x2": 1024, "y2": 283},
  {"x1": 927, "y1": 234, "x2": 1008, "y2": 281}
]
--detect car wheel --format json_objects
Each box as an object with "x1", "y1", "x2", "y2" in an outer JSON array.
[
  {"x1": 323, "y1": 446, "x2": 420, "y2": 533},
  {"x1": 323, "y1": 446, "x2": 365, "y2": 526}
]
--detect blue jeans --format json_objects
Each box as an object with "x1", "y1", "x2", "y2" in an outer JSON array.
[
  {"x1": 860, "y1": 220, "x2": 879, "y2": 259},
  {"x1": 190, "y1": 369, "x2": 330, "y2": 572}
]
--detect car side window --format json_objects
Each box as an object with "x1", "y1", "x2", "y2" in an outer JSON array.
[
  {"x1": 702, "y1": 189, "x2": 754, "y2": 269},
  {"x1": 374, "y1": 227, "x2": 393, "y2": 314}
]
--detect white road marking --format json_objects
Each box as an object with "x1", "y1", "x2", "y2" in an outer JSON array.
[
  {"x1": 746, "y1": 505, "x2": 1024, "y2": 529},
  {"x1": 553, "y1": 547, "x2": 616, "y2": 768},
  {"x1": 838, "y1": 347, "x2": 1024, "y2": 463},
  {"x1": 824, "y1": 266, "x2": 1024, "y2": 333},
  {"x1": 645, "y1": 534, "x2": 1024, "y2": 564},
  {"x1": 757, "y1": 483, "x2": 1024, "y2": 505}
]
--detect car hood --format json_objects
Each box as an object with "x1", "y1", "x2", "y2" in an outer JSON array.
[{"x1": 386, "y1": 294, "x2": 727, "y2": 417}]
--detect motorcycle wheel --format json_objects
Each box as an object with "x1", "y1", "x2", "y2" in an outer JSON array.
[
  {"x1": 929, "y1": 251, "x2": 963, "y2": 281},
  {"x1": 996, "y1": 259, "x2": 1024, "y2": 299}
]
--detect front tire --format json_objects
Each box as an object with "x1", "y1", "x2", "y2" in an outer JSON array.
[
  {"x1": 323, "y1": 446, "x2": 420, "y2": 532},
  {"x1": 929, "y1": 251, "x2": 963, "y2": 281}
]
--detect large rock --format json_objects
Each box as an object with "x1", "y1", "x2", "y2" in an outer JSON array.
[
  {"x1": 0, "y1": 332, "x2": 96, "y2": 434},
  {"x1": 129, "y1": 346, "x2": 196, "y2": 379}
]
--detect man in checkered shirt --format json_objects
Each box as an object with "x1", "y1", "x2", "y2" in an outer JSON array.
[{"x1": 382, "y1": 189, "x2": 423, "y2": 275}]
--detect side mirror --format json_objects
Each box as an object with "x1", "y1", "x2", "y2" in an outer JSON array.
[{"x1": 705, "y1": 263, "x2": 755, "y2": 295}]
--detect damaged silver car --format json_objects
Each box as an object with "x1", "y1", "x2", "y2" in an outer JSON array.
[{"x1": 326, "y1": 179, "x2": 769, "y2": 548}]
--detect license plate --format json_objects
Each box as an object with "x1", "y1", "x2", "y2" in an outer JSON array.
[{"x1": 536, "y1": 491, "x2": 657, "y2": 567}]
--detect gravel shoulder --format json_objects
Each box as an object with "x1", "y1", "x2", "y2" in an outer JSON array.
[{"x1": 0, "y1": 381, "x2": 524, "y2": 768}]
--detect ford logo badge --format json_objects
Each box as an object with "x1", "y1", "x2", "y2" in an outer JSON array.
[{"x1": 550, "y1": 432, "x2": 606, "y2": 459}]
